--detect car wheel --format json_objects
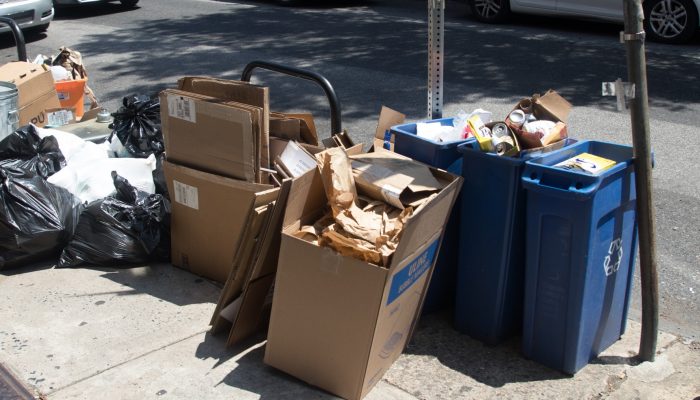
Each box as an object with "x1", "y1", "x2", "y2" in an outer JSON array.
[
  {"x1": 120, "y1": 0, "x2": 139, "y2": 7},
  {"x1": 468, "y1": 0, "x2": 510, "y2": 23},
  {"x1": 644, "y1": 0, "x2": 698, "y2": 44}
]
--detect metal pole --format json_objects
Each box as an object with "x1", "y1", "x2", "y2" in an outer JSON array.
[
  {"x1": 241, "y1": 60, "x2": 342, "y2": 136},
  {"x1": 622, "y1": 0, "x2": 658, "y2": 362},
  {"x1": 0, "y1": 17, "x2": 27, "y2": 61},
  {"x1": 427, "y1": 0, "x2": 445, "y2": 119}
]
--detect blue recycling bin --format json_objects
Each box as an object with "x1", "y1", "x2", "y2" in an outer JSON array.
[
  {"x1": 520, "y1": 140, "x2": 639, "y2": 374},
  {"x1": 454, "y1": 139, "x2": 577, "y2": 345},
  {"x1": 390, "y1": 118, "x2": 472, "y2": 313}
]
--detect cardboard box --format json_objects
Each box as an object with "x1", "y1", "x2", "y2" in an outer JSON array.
[
  {"x1": 160, "y1": 89, "x2": 263, "y2": 182},
  {"x1": 0, "y1": 62, "x2": 61, "y2": 127},
  {"x1": 163, "y1": 161, "x2": 278, "y2": 283},
  {"x1": 265, "y1": 164, "x2": 462, "y2": 400}
]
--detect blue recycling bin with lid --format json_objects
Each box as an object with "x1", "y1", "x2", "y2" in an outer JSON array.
[
  {"x1": 390, "y1": 118, "x2": 472, "y2": 313},
  {"x1": 454, "y1": 139, "x2": 577, "y2": 345},
  {"x1": 520, "y1": 140, "x2": 639, "y2": 374}
]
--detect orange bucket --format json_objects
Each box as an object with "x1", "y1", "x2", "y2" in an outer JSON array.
[{"x1": 55, "y1": 79, "x2": 87, "y2": 118}]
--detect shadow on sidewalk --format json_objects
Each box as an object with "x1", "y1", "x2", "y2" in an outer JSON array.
[
  {"x1": 83, "y1": 263, "x2": 221, "y2": 306},
  {"x1": 217, "y1": 343, "x2": 337, "y2": 400},
  {"x1": 403, "y1": 310, "x2": 567, "y2": 388}
]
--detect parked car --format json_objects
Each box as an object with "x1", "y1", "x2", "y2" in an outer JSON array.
[
  {"x1": 0, "y1": 0, "x2": 54, "y2": 34},
  {"x1": 53, "y1": 0, "x2": 138, "y2": 7},
  {"x1": 467, "y1": 0, "x2": 700, "y2": 44}
]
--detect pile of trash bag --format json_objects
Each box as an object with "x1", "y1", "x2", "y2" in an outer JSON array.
[
  {"x1": 0, "y1": 119, "x2": 171, "y2": 271},
  {"x1": 59, "y1": 172, "x2": 170, "y2": 267}
]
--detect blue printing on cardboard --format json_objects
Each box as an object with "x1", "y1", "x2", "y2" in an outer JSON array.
[{"x1": 386, "y1": 239, "x2": 439, "y2": 306}]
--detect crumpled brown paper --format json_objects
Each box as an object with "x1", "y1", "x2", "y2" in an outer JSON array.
[{"x1": 305, "y1": 148, "x2": 413, "y2": 267}]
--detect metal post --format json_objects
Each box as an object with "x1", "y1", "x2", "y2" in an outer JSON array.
[
  {"x1": 622, "y1": 0, "x2": 658, "y2": 362},
  {"x1": 428, "y1": 0, "x2": 445, "y2": 119},
  {"x1": 0, "y1": 17, "x2": 27, "y2": 61}
]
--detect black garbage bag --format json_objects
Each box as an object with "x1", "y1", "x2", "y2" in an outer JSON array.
[
  {"x1": 59, "y1": 171, "x2": 171, "y2": 267},
  {"x1": 109, "y1": 94, "x2": 163, "y2": 158},
  {"x1": 152, "y1": 152, "x2": 169, "y2": 199},
  {"x1": 0, "y1": 125, "x2": 66, "y2": 179},
  {"x1": 0, "y1": 167, "x2": 82, "y2": 270}
]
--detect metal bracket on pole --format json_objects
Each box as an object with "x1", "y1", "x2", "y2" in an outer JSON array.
[
  {"x1": 620, "y1": 31, "x2": 646, "y2": 44},
  {"x1": 602, "y1": 78, "x2": 636, "y2": 111},
  {"x1": 428, "y1": 0, "x2": 445, "y2": 119}
]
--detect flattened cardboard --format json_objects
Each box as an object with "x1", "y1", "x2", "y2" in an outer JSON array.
[
  {"x1": 160, "y1": 89, "x2": 261, "y2": 182},
  {"x1": 265, "y1": 165, "x2": 462, "y2": 400},
  {"x1": 177, "y1": 76, "x2": 270, "y2": 170},
  {"x1": 0, "y1": 62, "x2": 61, "y2": 127},
  {"x1": 373, "y1": 106, "x2": 405, "y2": 152},
  {"x1": 163, "y1": 161, "x2": 275, "y2": 283},
  {"x1": 210, "y1": 204, "x2": 272, "y2": 334},
  {"x1": 211, "y1": 179, "x2": 293, "y2": 346}
]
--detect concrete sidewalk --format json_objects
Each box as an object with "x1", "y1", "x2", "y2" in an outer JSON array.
[{"x1": 1, "y1": 263, "x2": 698, "y2": 400}]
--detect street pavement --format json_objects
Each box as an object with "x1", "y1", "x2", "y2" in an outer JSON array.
[{"x1": 1, "y1": 263, "x2": 698, "y2": 400}]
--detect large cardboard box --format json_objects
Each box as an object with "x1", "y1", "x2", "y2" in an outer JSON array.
[
  {"x1": 163, "y1": 161, "x2": 278, "y2": 283},
  {"x1": 160, "y1": 89, "x2": 263, "y2": 182},
  {"x1": 264, "y1": 165, "x2": 462, "y2": 400},
  {"x1": 0, "y1": 62, "x2": 61, "y2": 127}
]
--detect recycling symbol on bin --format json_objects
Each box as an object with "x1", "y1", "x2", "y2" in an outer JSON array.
[{"x1": 604, "y1": 238, "x2": 624, "y2": 277}]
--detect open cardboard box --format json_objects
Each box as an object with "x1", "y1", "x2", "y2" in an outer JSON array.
[
  {"x1": 264, "y1": 161, "x2": 462, "y2": 400},
  {"x1": 0, "y1": 62, "x2": 61, "y2": 127}
]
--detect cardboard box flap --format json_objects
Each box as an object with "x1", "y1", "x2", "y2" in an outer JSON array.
[
  {"x1": 349, "y1": 152, "x2": 445, "y2": 209},
  {"x1": 389, "y1": 172, "x2": 461, "y2": 273},
  {"x1": 374, "y1": 106, "x2": 406, "y2": 142},
  {"x1": 0, "y1": 62, "x2": 55, "y2": 108},
  {"x1": 282, "y1": 167, "x2": 327, "y2": 231},
  {"x1": 534, "y1": 90, "x2": 572, "y2": 123},
  {"x1": 373, "y1": 106, "x2": 405, "y2": 152}
]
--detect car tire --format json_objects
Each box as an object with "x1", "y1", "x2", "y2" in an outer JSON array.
[
  {"x1": 644, "y1": 0, "x2": 698, "y2": 44},
  {"x1": 120, "y1": 0, "x2": 139, "y2": 7},
  {"x1": 467, "y1": 0, "x2": 510, "y2": 23}
]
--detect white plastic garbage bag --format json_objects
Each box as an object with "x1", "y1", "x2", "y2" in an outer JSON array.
[{"x1": 48, "y1": 154, "x2": 157, "y2": 204}]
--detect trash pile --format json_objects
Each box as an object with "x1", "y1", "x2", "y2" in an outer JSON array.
[
  {"x1": 1, "y1": 48, "x2": 640, "y2": 399},
  {"x1": 0, "y1": 96, "x2": 170, "y2": 269}
]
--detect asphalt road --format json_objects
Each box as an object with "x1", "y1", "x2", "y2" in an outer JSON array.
[{"x1": 1, "y1": 0, "x2": 699, "y2": 340}]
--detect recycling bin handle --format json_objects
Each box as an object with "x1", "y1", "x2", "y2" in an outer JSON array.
[
  {"x1": 240, "y1": 60, "x2": 342, "y2": 137},
  {"x1": 521, "y1": 171, "x2": 601, "y2": 200},
  {"x1": 0, "y1": 17, "x2": 27, "y2": 61}
]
